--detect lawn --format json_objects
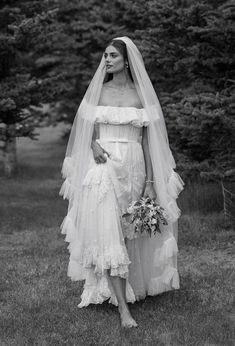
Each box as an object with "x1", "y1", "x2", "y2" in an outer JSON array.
[{"x1": 0, "y1": 126, "x2": 234, "y2": 346}]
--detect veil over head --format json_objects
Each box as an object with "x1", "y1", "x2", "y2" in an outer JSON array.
[
  {"x1": 61, "y1": 36, "x2": 184, "y2": 223},
  {"x1": 60, "y1": 36, "x2": 184, "y2": 288}
]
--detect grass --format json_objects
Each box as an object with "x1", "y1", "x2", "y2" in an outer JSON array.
[{"x1": 0, "y1": 125, "x2": 234, "y2": 346}]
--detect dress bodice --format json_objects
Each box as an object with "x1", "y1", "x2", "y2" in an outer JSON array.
[
  {"x1": 95, "y1": 105, "x2": 149, "y2": 143},
  {"x1": 95, "y1": 105, "x2": 149, "y2": 127}
]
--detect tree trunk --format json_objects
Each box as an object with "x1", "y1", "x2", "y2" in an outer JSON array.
[{"x1": 3, "y1": 124, "x2": 17, "y2": 177}]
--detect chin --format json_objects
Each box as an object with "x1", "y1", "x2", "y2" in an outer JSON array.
[
  {"x1": 112, "y1": 69, "x2": 124, "y2": 75},
  {"x1": 107, "y1": 68, "x2": 116, "y2": 73}
]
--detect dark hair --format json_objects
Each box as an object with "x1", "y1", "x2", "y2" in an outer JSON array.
[{"x1": 103, "y1": 39, "x2": 133, "y2": 83}]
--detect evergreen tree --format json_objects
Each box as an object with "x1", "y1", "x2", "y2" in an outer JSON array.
[
  {"x1": 134, "y1": 0, "x2": 235, "y2": 180},
  {"x1": 2, "y1": 0, "x2": 233, "y2": 181},
  {"x1": 0, "y1": 1, "x2": 60, "y2": 176}
]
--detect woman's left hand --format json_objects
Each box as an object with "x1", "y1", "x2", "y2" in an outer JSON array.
[{"x1": 143, "y1": 183, "x2": 157, "y2": 200}]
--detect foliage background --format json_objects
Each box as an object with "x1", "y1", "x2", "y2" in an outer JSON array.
[
  {"x1": 0, "y1": 0, "x2": 234, "y2": 180},
  {"x1": 0, "y1": 2, "x2": 234, "y2": 344}
]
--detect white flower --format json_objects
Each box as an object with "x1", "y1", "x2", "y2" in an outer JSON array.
[{"x1": 127, "y1": 206, "x2": 134, "y2": 214}]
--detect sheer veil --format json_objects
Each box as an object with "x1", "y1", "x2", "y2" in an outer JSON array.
[{"x1": 60, "y1": 36, "x2": 184, "y2": 290}]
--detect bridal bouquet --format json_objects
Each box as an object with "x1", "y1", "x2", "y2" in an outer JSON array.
[{"x1": 125, "y1": 197, "x2": 168, "y2": 237}]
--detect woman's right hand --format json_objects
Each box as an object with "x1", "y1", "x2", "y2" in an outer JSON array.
[{"x1": 91, "y1": 140, "x2": 110, "y2": 164}]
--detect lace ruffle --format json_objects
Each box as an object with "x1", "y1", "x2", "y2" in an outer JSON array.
[
  {"x1": 61, "y1": 214, "x2": 76, "y2": 243},
  {"x1": 148, "y1": 267, "x2": 180, "y2": 295},
  {"x1": 61, "y1": 156, "x2": 75, "y2": 179},
  {"x1": 82, "y1": 158, "x2": 130, "y2": 207},
  {"x1": 74, "y1": 245, "x2": 131, "y2": 278},
  {"x1": 153, "y1": 236, "x2": 178, "y2": 266},
  {"x1": 62, "y1": 215, "x2": 131, "y2": 279},
  {"x1": 59, "y1": 157, "x2": 77, "y2": 202},
  {"x1": 77, "y1": 266, "x2": 179, "y2": 307},
  {"x1": 78, "y1": 276, "x2": 136, "y2": 308},
  {"x1": 95, "y1": 106, "x2": 150, "y2": 127},
  {"x1": 166, "y1": 170, "x2": 185, "y2": 221}
]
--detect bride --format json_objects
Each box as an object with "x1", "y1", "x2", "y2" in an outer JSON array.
[{"x1": 60, "y1": 37, "x2": 184, "y2": 328}]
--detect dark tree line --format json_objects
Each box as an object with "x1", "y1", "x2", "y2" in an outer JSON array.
[
  {"x1": 0, "y1": 0, "x2": 62, "y2": 175},
  {"x1": 0, "y1": 0, "x2": 234, "y2": 181}
]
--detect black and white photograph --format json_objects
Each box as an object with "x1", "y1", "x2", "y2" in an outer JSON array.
[{"x1": 0, "y1": 0, "x2": 234, "y2": 345}]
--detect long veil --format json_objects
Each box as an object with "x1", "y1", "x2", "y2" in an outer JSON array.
[{"x1": 60, "y1": 36, "x2": 184, "y2": 296}]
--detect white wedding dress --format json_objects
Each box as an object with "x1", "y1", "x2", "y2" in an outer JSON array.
[{"x1": 60, "y1": 105, "x2": 179, "y2": 307}]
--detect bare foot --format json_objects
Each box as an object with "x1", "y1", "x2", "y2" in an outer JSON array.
[{"x1": 119, "y1": 306, "x2": 138, "y2": 328}]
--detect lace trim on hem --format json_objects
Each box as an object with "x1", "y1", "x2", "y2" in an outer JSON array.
[
  {"x1": 78, "y1": 277, "x2": 136, "y2": 308},
  {"x1": 77, "y1": 266, "x2": 179, "y2": 308},
  {"x1": 68, "y1": 245, "x2": 131, "y2": 278}
]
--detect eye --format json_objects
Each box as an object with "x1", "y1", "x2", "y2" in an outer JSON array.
[{"x1": 103, "y1": 52, "x2": 118, "y2": 59}]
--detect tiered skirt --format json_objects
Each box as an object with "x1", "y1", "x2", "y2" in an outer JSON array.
[{"x1": 60, "y1": 124, "x2": 180, "y2": 307}]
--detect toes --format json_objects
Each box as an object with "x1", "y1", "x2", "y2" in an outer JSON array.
[
  {"x1": 122, "y1": 322, "x2": 138, "y2": 328},
  {"x1": 121, "y1": 318, "x2": 138, "y2": 328}
]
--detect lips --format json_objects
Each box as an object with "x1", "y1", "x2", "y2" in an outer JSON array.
[{"x1": 106, "y1": 65, "x2": 112, "y2": 68}]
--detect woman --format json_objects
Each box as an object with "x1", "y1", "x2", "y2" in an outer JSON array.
[{"x1": 60, "y1": 37, "x2": 184, "y2": 328}]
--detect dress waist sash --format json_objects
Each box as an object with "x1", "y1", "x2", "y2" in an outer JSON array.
[{"x1": 98, "y1": 138, "x2": 139, "y2": 143}]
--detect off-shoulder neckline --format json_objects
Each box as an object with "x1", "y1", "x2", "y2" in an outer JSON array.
[{"x1": 97, "y1": 105, "x2": 144, "y2": 110}]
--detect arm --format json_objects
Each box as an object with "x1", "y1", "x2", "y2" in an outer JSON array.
[
  {"x1": 91, "y1": 124, "x2": 109, "y2": 164},
  {"x1": 142, "y1": 127, "x2": 157, "y2": 199}
]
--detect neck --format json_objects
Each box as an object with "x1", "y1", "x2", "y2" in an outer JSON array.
[{"x1": 112, "y1": 70, "x2": 132, "y2": 88}]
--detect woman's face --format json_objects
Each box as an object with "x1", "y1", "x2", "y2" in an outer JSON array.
[{"x1": 104, "y1": 45, "x2": 125, "y2": 74}]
